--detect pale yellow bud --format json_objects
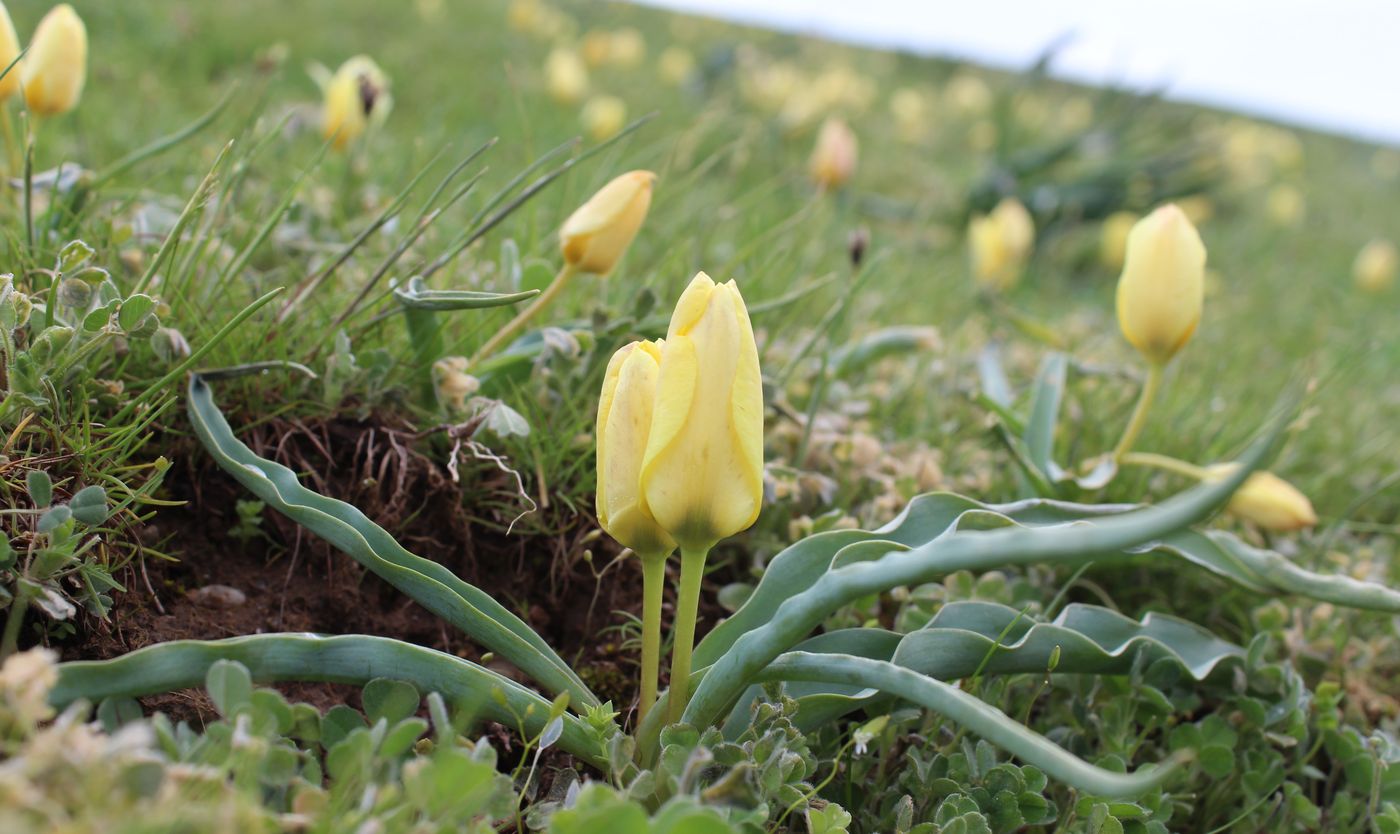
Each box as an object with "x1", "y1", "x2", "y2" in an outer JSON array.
[
  {"x1": 1099, "y1": 211, "x2": 1139, "y2": 270},
  {"x1": 596, "y1": 340, "x2": 675, "y2": 556},
  {"x1": 560, "y1": 170, "x2": 655, "y2": 275},
  {"x1": 609, "y1": 28, "x2": 646, "y2": 68},
  {"x1": 581, "y1": 30, "x2": 611, "y2": 68},
  {"x1": 658, "y1": 46, "x2": 695, "y2": 87},
  {"x1": 580, "y1": 94, "x2": 626, "y2": 142},
  {"x1": 21, "y1": 4, "x2": 86, "y2": 116},
  {"x1": 945, "y1": 72, "x2": 992, "y2": 114},
  {"x1": 1115, "y1": 204, "x2": 1205, "y2": 365},
  {"x1": 545, "y1": 48, "x2": 587, "y2": 105},
  {"x1": 1265, "y1": 184, "x2": 1305, "y2": 227},
  {"x1": 968, "y1": 197, "x2": 1035, "y2": 292},
  {"x1": 809, "y1": 117, "x2": 858, "y2": 190},
  {"x1": 642, "y1": 272, "x2": 764, "y2": 550},
  {"x1": 321, "y1": 56, "x2": 391, "y2": 151},
  {"x1": 1207, "y1": 464, "x2": 1318, "y2": 532},
  {"x1": 1353, "y1": 239, "x2": 1398, "y2": 293},
  {"x1": 432, "y1": 356, "x2": 479, "y2": 414},
  {"x1": 0, "y1": 2, "x2": 20, "y2": 101}
]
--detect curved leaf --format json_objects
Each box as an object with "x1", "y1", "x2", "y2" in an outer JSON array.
[
  {"x1": 187, "y1": 375, "x2": 598, "y2": 711},
  {"x1": 51, "y1": 633, "x2": 604, "y2": 767},
  {"x1": 757, "y1": 652, "x2": 1188, "y2": 798},
  {"x1": 393, "y1": 276, "x2": 540, "y2": 311},
  {"x1": 680, "y1": 424, "x2": 1282, "y2": 731}
]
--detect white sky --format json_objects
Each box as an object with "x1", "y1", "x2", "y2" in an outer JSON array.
[{"x1": 633, "y1": 0, "x2": 1400, "y2": 145}]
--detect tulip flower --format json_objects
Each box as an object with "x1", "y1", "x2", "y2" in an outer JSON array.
[
  {"x1": 1206, "y1": 464, "x2": 1317, "y2": 532},
  {"x1": 968, "y1": 198, "x2": 1035, "y2": 292},
  {"x1": 470, "y1": 171, "x2": 656, "y2": 364},
  {"x1": 1111, "y1": 204, "x2": 1205, "y2": 461},
  {"x1": 642, "y1": 271, "x2": 763, "y2": 722},
  {"x1": 21, "y1": 4, "x2": 86, "y2": 117},
  {"x1": 321, "y1": 56, "x2": 391, "y2": 152},
  {"x1": 1099, "y1": 211, "x2": 1139, "y2": 271},
  {"x1": 1116, "y1": 204, "x2": 1205, "y2": 366},
  {"x1": 545, "y1": 48, "x2": 587, "y2": 105},
  {"x1": 0, "y1": 2, "x2": 20, "y2": 101},
  {"x1": 596, "y1": 340, "x2": 675, "y2": 722},
  {"x1": 1353, "y1": 239, "x2": 1397, "y2": 294},
  {"x1": 809, "y1": 116, "x2": 858, "y2": 190},
  {"x1": 580, "y1": 94, "x2": 626, "y2": 142}
]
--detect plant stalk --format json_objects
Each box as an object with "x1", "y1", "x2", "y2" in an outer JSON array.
[
  {"x1": 1118, "y1": 451, "x2": 1210, "y2": 481},
  {"x1": 637, "y1": 551, "x2": 668, "y2": 725},
  {"x1": 667, "y1": 545, "x2": 708, "y2": 725},
  {"x1": 469, "y1": 262, "x2": 577, "y2": 366},
  {"x1": 0, "y1": 582, "x2": 30, "y2": 660},
  {"x1": 1111, "y1": 361, "x2": 1164, "y2": 463}
]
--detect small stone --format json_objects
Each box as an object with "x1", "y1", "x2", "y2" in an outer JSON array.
[{"x1": 187, "y1": 584, "x2": 247, "y2": 608}]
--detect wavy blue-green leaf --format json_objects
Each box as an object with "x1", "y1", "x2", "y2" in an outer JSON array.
[
  {"x1": 393, "y1": 276, "x2": 540, "y2": 311},
  {"x1": 187, "y1": 375, "x2": 598, "y2": 711},
  {"x1": 51, "y1": 633, "x2": 604, "y2": 767},
  {"x1": 757, "y1": 652, "x2": 1188, "y2": 798}
]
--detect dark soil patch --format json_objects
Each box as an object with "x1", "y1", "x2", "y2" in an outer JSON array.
[{"x1": 60, "y1": 410, "x2": 736, "y2": 732}]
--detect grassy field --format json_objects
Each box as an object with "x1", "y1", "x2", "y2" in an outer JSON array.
[{"x1": 2, "y1": 0, "x2": 1400, "y2": 831}]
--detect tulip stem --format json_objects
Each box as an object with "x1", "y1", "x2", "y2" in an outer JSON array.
[
  {"x1": 637, "y1": 552, "x2": 668, "y2": 725},
  {"x1": 1111, "y1": 362, "x2": 1164, "y2": 463},
  {"x1": 1119, "y1": 451, "x2": 1209, "y2": 481},
  {"x1": 667, "y1": 545, "x2": 709, "y2": 725},
  {"x1": 470, "y1": 262, "x2": 578, "y2": 366}
]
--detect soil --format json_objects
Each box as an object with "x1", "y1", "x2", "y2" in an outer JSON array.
[{"x1": 60, "y1": 409, "x2": 735, "y2": 737}]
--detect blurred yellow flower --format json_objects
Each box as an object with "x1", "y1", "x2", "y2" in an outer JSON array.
[
  {"x1": 21, "y1": 4, "x2": 86, "y2": 117},
  {"x1": 1099, "y1": 211, "x2": 1139, "y2": 271},
  {"x1": 944, "y1": 72, "x2": 992, "y2": 114},
  {"x1": 1353, "y1": 239, "x2": 1398, "y2": 293},
  {"x1": 321, "y1": 56, "x2": 391, "y2": 151},
  {"x1": 560, "y1": 170, "x2": 655, "y2": 275},
  {"x1": 968, "y1": 198, "x2": 1034, "y2": 292},
  {"x1": 1175, "y1": 193, "x2": 1215, "y2": 226},
  {"x1": 889, "y1": 87, "x2": 929, "y2": 142},
  {"x1": 1115, "y1": 204, "x2": 1205, "y2": 365},
  {"x1": 580, "y1": 94, "x2": 626, "y2": 141},
  {"x1": 809, "y1": 116, "x2": 858, "y2": 190},
  {"x1": 0, "y1": 1, "x2": 20, "y2": 101},
  {"x1": 609, "y1": 27, "x2": 646, "y2": 68},
  {"x1": 597, "y1": 340, "x2": 675, "y2": 557},
  {"x1": 1265, "y1": 184, "x2": 1305, "y2": 227},
  {"x1": 1208, "y1": 464, "x2": 1318, "y2": 532},
  {"x1": 642, "y1": 271, "x2": 764, "y2": 551},
  {"x1": 545, "y1": 48, "x2": 588, "y2": 105},
  {"x1": 658, "y1": 46, "x2": 695, "y2": 86}
]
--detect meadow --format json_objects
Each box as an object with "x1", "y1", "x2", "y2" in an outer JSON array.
[{"x1": 1, "y1": 0, "x2": 1399, "y2": 832}]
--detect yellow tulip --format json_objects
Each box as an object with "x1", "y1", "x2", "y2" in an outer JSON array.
[
  {"x1": 1207, "y1": 464, "x2": 1318, "y2": 531},
  {"x1": 968, "y1": 197, "x2": 1035, "y2": 292},
  {"x1": 1353, "y1": 239, "x2": 1397, "y2": 293},
  {"x1": 1100, "y1": 211, "x2": 1139, "y2": 270},
  {"x1": 559, "y1": 170, "x2": 655, "y2": 275},
  {"x1": 545, "y1": 48, "x2": 587, "y2": 105},
  {"x1": 1115, "y1": 204, "x2": 1206, "y2": 365},
  {"x1": 642, "y1": 271, "x2": 764, "y2": 551},
  {"x1": 0, "y1": 2, "x2": 20, "y2": 101},
  {"x1": 321, "y1": 56, "x2": 391, "y2": 151},
  {"x1": 608, "y1": 28, "x2": 646, "y2": 68},
  {"x1": 1265, "y1": 183, "x2": 1305, "y2": 227},
  {"x1": 21, "y1": 4, "x2": 86, "y2": 116},
  {"x1": 658, "y1": 46, "x2": 695, "y2": 87},
  {"x1": 596, "y1": 340, "x2": 675, "y2": 556},
  {"x1": 580, "y1": 94, "x2": 626, "y2": 142},
  {"x1": 809, "y1": 116, "x2": 858, "y2": 190},
  {"x1": 581, "y1": 30, "x2": 612, "y2": 68}
]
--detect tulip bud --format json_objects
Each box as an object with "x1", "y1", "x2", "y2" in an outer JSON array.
[
  {"x1": 1207, "y1": 464, "x2": 1317, "y2": 532},
  {"x1": 322, "y1": 56, "x2": 391, "y2": 152},
  {"x1": 559, "y1": 170, "x2": 655, "y2": 275},
  {"x1": 809, "y1": 117, "x2": 858, "y2": 190},
  {"x1": 1115, "y1": 204, "x2": 1205, "y2": 365},
  {"x1": 642, "y1": 272, "x2": 764, "y2": 550},
  {"x1": 658, "y1": 47, "x2": 695, "y2": 87},
  {"x1": 0, "y1": 2, "x2": 20, "y2": 101},
  {"x1": 545, "y1": 48, "x2": 587, "y2": 106},
  {"x1": 1099, "y1": 211, "x2": 1139, "y2": 270},
  {"x1": 1353, "y1": 239, "x2": 1397, "y2": 294},
  {"x1": 968, "y1": 197, "x2": 1034, "y2": 292},
  {"x1": 596, "y1": 340, "x2": 675, "y2": 556},
  {"x1": 21, "y1": 4, "x2": 86, "y2": 117},
  {"x1": 580, "y1": 95, "x2": 626, "y2": 142}
]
